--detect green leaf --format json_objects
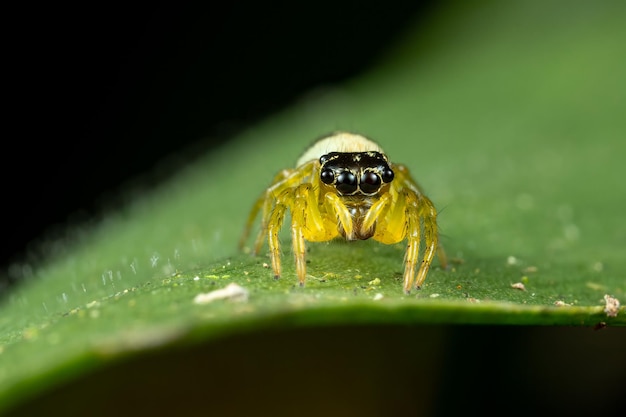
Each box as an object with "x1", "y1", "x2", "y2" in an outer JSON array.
[{"x1": 1, "y1": 1, "x2": 625, "y2": 414}]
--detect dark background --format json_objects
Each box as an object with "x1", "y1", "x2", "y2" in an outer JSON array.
[{"x1": 2, "y1": 1, "x2": 438, "y2": 290}]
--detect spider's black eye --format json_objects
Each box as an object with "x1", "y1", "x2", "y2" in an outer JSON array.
[
  {"x1": 381, "y1": 167, "x2": 394, "y2": 183},
  {"x1": 320, "y1": 168, "x2": 334, "y2": 184},
  {"x1": 319, "y1": 154, "x2": 330, "y2": 164},
  {"x1": 360, "y1": 171, "x2": 381, "y2": 194},
  {"x1": 336, "y1": 171, "x2": 357, "y2": 194}
]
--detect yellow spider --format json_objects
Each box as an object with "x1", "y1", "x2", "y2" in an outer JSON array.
[{"x1": 239, "y1": 132, "x2": 446, "y2": 293}]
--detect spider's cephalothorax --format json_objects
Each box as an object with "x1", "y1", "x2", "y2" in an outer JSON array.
[
  {"x1": 239, "y1": 131, "x2": 446, "y2": 293},
  {"x1": 318, "y1": 151, "x2": 395, "y2": 240}
]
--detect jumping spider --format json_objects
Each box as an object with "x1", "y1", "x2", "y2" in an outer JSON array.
[{"x1": 239, "y1": 132, "x2": 446, "y2": 293}]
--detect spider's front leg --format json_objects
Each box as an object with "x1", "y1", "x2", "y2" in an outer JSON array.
[
  {"x1": 290, "y1": 183, "x2": 345, "y2": 286},
  {"x1": 272, "y1": 182, "x2": 347, "y2": 286}
]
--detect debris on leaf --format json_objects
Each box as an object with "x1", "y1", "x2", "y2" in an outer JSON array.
[
  {"x1": 522, "y1": 266, "x2": 538, "y2": 273},
  {"x1": 603, "y1": 294, "x2": 620, "y2": 318},
  {"x1": 368, "y1": 278, "x2": 381, "y2": 286},
  {"x1": 593, "y1": 322, "x2": 607, "y2": 331},
  {"x1": 194, "y1": 283, "x2": 249, "y2": 304},
  {"x1": 510, "y1": 282, "x2": 526, "y2": 291},
  {"x1": 373, "y1": 293, "x2": 384, "y2": 301},
  {"x1": 586, "y1": 282, "x2": 605, "y2": 291},
  {"x1": 554, "y1": 300, "x2": 571, "y2": 307}
]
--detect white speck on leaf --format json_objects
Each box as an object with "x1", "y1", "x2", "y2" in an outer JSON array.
[
  {"x1": 373, "y1": 293, "x2": 384, "y2": 301},
  {"x1": 194, "y1": 283, "x2": 249, "y2": 304},
  {"x1": 603, "y1": 294, "x2": 620, "y2": 318},
  {"x1": 511, "y1": 282, "x2": 526, "y2": 291}
]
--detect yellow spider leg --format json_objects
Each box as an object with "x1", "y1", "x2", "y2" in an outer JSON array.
[
  {"x1": 291, "y1": 184, "x2": 310, "y2": 286},
  {"x1": 239, "y1": 169, "x2": 291, "y2": 253},
  {"x1": 437, "y1": 242, "x2": 448, "y2": 271},
  {"x1": 239, "y1": 194, "x2": 266, "y2": 251},
  {"x1": 240, "y1": 162, "x2": 316, "y2": 254},
  {"x1": 402, "y1": 191, "x2": 422, "y2": 293},
  {"x1": 393, "y1": 163, "x2": 446, "y2": 273},
  {"x1": 253, "y1": 194, "x2": 276, "y2": 255},
  {"x1": 414, "y1": 196, "x2": 438, "y2": 290},
  {"x1": 324, "y1": 193, "x2": 354, "y2": 239},
  {"x1": 394, "y1": 161, "x2": 447, "y2": 292},
  {"x1": 269, "y1": 182, "x2": 342, "y2": 286},
  {"x1": 393, "y1": 164, "x2": 426, "y2": 194},
  {"x1": 298, "y1": 185, "x2": 341, "y2": 242},
  {"x1": 370, "y1": 190, "x2": 407, "y2": 245},
  {"x1": 267, "y1": 189, "x2": 292, "y2": 279}
]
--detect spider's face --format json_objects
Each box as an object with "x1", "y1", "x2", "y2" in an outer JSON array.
[{"x1": 318, "y1": 151, "x2": 395, "y2": 196}]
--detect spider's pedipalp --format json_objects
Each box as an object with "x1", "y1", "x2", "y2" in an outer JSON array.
[{"x1": 361, "y1": 193, "x2": 391, "y2": 236}]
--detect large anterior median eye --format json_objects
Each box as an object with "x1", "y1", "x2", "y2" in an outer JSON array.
[
  {"x1": 336, "y1": 171, "x2": 357, "y2": 194},
  {"x1": 360, "y1": 171, "x2": 381, "y2": 194}
]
